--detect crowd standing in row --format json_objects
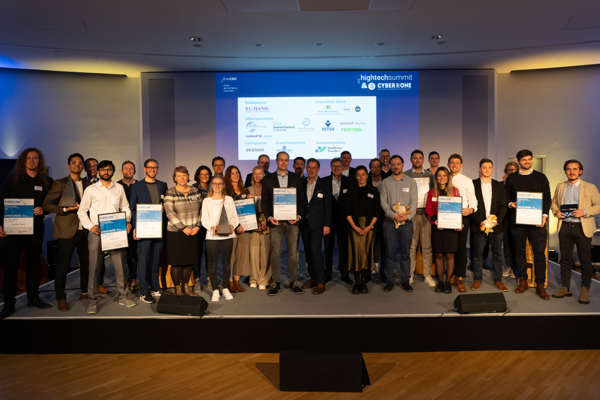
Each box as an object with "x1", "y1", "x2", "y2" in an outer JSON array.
[{"x1": 0, "y1": 147, "x2": 598, "y2": 318}]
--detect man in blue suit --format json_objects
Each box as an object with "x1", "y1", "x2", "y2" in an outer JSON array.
[
  {"x1": 129, "y1": 158, "x2": 168, "y2": 303},
  {"x1": 300, "y1": 158, "x2": 332, "y2": 295}
]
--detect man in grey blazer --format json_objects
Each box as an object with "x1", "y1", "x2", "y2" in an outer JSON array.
[{"x1": 551, "y1": 159, "x2": 600, "y2": 304}]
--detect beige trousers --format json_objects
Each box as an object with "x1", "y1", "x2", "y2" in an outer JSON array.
[{"x1": 409, "y1": 213, "x2": 433, "y2": 279}]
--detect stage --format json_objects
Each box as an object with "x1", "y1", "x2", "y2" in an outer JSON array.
[{"x1": 1, "y1": 252, "x2": 599, "y2": 354}]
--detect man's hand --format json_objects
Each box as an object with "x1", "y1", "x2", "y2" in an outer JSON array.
[
  {"x1": 260, "y1": 223, "x2": 267, "y2": 231},
  {"x1": 90, "y1": 226, "x2": 101, "y2": 235},
  {"x1": 537, "y1": 215, "x2": 548, "y2": 228},
  {"x1": 509, "y1": 202, "x2": 516, "y2": 209},
  {"x1": 554, "y1": 210, "x2": 566, "y2": 219},
  {"x1": 395, "y1": 213, "x2": 408, "y2": 223},
  {"x1": 0, "y1": 226, "x2": 7, "y2": 238},
  {"x1": 211, "y1": 226, "x2": 217, "y2": 235},
  {"x1": 269, "y1": 217, "x2": 280, "y2": 226},
  {"x1": 236, "y1": 225, "x2": 245, "y2": 234},
  {"x1": 34, "y1": 207, "x2": 43, "y2": 216},
  {"x1": 133, "y1": 229, "x2": 139, "y2": 240},
  {"x1": 571, "y1": 209, "x2": 586, "y2": 218},
  {"x1": 289, "y1": 216, "x2": 301, "y2": 225},
  {"x1": 323, "y1": 226, "x2": 330, "y2": 236},
  {"x1": 126, "y1": 223, "x2": 132, "y2": 234},
  {"x1": 461, "y1": 208, "x2": 473, "y2": 216},
  {"x1": 65, "y1": 203, "x2": 80, "y2": 212}
]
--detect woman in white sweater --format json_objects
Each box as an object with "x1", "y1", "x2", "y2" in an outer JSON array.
[{"x1": 201, "y1": 175, "x2": 239, "y2": 301}]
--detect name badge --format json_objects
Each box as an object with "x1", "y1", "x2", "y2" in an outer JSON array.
[
  {"x1": 343, "y1": 189, "x2": 348, "y2": 193},
  {"x1": 161, "y1": 195, "x2": 165, "y2": 199},
  {"x1": 317, "y1": 193, "x2": 323, "y2": 198},
  {"x1": 403, "y1": 188, "x2": 409, "y2": 192},
  {"x1": 241, "y1": 194, "x2": 247, "y2": 199},
  {"x1": 190, "y1": 196, "x2": 197, "y2": 200},
  {"x1": 432, "y1": 197, "x2": 437, "y2": 201},
  {"x1": 34, "y1": 186, "x2": 43, "y2": 191},
  {"x1": 368, "y1": 193, "x2": 374, "y2": 199}
]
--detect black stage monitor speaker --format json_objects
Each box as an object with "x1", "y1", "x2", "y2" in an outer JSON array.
[
  {"x1": 280, "y1": 351, "x2": 370, "y2": 393},
  {"x1": 454, "y1": 293, "x2": 507, "y2": 314},
  {"x1": 157, "y1": 295, "x2": 208, "y2": 317}
]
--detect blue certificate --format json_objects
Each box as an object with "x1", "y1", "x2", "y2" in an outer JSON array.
[
  {"x1": 99, "y1": 212, "x2": 128, "y2": 251},
  {"x1": 437, "y1": 196, "x2": 463, "y2": 230},
  {"x1": 136, "y1": 204, "x2": 163, "y2": 239},
  {"x1": 4, "y1": 199, "x2": 34, "y2": 235},
  {"x1": 235, "y1": 199, "x2": 258, "y2": 231},
  {"x1": 516, "y1": 192, "x2": 543, "y2": 225},
  {"x1": 273, "y1": 188, "x2": 297, "y2": 220}
]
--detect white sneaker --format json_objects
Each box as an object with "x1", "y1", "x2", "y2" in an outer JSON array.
[
  {"x1": 424, "y1": 276, "x2": 437, "y2": 287},
  {"x1": 211, "y1": 290, "x2": 220, "y2": 302},
  {"x1": 222, "y1": 288, "x2": 234, "y2": 300},
  {"x1": 409, "y1": 277, "x2": 414, "y2": 284},
  {"x1": 258, "y1": 285, "x2": 266, "y2": 290},
  {"x1": 503, "y1": 268, "x2": 515, "y2": 278},
  {"x1": 86, "y1": 303, "x2": 98, "y2": 314},
  {"x1": 118, "y1": 298, "x2": 136, "y2": 307},
  {"x1": 150, "y1": 290, "x2": 161, "y2": 297},
  {"x1": 250, "y1": 283, "x2": 257, "y2": 288}
]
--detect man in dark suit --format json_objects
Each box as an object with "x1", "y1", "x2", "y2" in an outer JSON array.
[
  {"x1": 261, "y1": 151, "x2": 306, "y2": 295},
  {"x1": 130, "y1": 158, "x2": 169, "y2": 304},
  {"x1": 471, "y1": 158, "x2": 508, "y2": 291},
  {"x1": 341, "y1": 151, "x2": 356, "y2": 181},
  {"x1": 244, "y1": 154, "x2": 270, "y2": 187},
  {"x1": 300, "y1": 158, "x2": 332, "y2": 294},
  {"x1": 322, "y1": 157, "x2": 353, "y2": 284},
  {"x1": 43, "y1": 153, "x2": 91, "y2": 311}
]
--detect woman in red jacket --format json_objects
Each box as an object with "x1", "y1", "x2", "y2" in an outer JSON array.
[{"x1": 425, "y1": 167, "x2": 461, "y2": 294}]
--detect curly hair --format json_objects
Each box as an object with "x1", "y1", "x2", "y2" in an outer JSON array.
[
  {"x1": 12, "y1": 148, "x2": 50, "y2": 187},
  {"x1": 224, "y1": 166, "x2": 245, "y2": 196}
]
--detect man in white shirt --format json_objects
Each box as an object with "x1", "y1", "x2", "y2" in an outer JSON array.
[
  {"x1": 78, "y1": 160, "x2": 133, "y2": 314},
  {"x1": 447, "y1": 153, "x2": 478, "y2": 292}
]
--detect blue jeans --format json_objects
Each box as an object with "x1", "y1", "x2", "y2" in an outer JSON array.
[
  {"x1": 472, "y1": 230, "x2": 503, "y2": 283},
  {"x1": 383, "y1": 219, "x2": 413, "y2": 284},
  {"x1": 137, "y1": 238, "x2": 164, "y2": 295}
]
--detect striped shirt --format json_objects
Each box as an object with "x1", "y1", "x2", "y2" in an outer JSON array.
[{"x1": 164, "y1": 186, "x2": 202, "y2": 232}]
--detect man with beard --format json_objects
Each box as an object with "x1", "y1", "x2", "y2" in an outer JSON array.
[
  {"x1": 293, "y1": 157, "x2": 306, "y2": 177},
  {"x1": 118, "y1": 161, "x2": 138, "y2": 291},
  {"x1": 427, "y1": 151, "x2": 440, "y2": 175}
]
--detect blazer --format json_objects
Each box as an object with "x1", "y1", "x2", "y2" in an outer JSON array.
[
  {"x1": 425, "y1": 187, "x2": 460, "y2": 225},
  {"x1": 342, "y1": 167, "x2": 356, "y2": 181},
  {"x1": 551, "y1": 180, "x2": 600, "y2": 238},
  {"x1": 301, "y1": 176, "x2": 332, "y2": 231},
  {"x1": 42, "y1": 176, "x2": 91, "y2": 239},
  {"x1": 471, "y1": 178, "x2": 507, "y2": 234},
  {"x1": 129, "y1": 179, "x2": 169, "y2": 229},
  {"x1": 322, "y1": 174, "x2": 352, "y2": 226},
  {"x1": 344, "y1": 182, "x2": 381, "y2": 229},
  {"x1": 260, "y1": 170, "x2": 306, "y2": 226}
]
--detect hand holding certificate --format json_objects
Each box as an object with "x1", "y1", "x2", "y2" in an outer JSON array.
[
  {"x1": 437, "y1": 196, "x2": 463, "y2": 230},
  {"x1": 516, "y1": 192, "x2": 543, "y2": 226},
  {"x1": 273, "y1": 188, "x2": 297, "y2": 221},
  {"x1": 235, "y1": 199, "x2": 258, "y2": 231},
  {"x1": 4, "y1": 199, "x2": 34, "y2": 235},
  {"x1": 136, "y1": 204, "x2": 163, "y2": 239},
  {"x1": 99, "y1": 212, "x2": 128, "y2": 251}
]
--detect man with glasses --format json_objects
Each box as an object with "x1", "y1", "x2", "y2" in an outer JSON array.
[
  {"x1": 341, "y1": 151, "x2": 355, "y2": 180},
  {"x1": 78, "y1": 160, "x2": 134, "y2": 314},
  {"x1": 379, "y1": 149, "x2": 392, "y2": 179},
  {"x1": 130, "y1": 159, "x2": 168, "y2": 304},
  {"x1": 84, "y1": 158, "x2": 99, "y2": 183},
  {"x1": 43, "y1": 153, "x2": 92, "y2": 311},
  {"x1": 212, "y1": 156, "x2": 226, "y2": 178}
]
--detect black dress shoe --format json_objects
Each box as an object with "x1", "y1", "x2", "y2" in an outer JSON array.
[
  {"x1": 443, "y1": 282, "x2": 452, "y2": 294},
  {"x1": 27, "y1": 297, "x2": 52, "y2": 309},
  {"x1": 243, "y1": 276, "x2": 250, "y2": 285},
  {"x1": 341, "y1": 276, "x2": 353, "y2": 285},
  {"x1": 289, "y1": 281, "x2": 304, "y2": 294},
  {"x1": 324, "y1": 275, "x2": 333, "y2": 283},
  {"x1": 360, "y1": 282, "x2": 368, "y2": 294},
  {"x1": 352, "y1": 283, "x2": 361, "y2": 295},
  {"x1": 384, "y1": 282, "x2": 394, "y2": 292},
  {"x1": 435, "y1": 282, "x2": 444, "y2": 293},
  {"x1": 268, "y1": 283, "x2": 281, "y2": 296},
  {"x1": 0, "y1": 305, "x2": 16, "y2": 319},
  {"x1": 402, "y1": 282, "x2": 413, "y2": 292}
]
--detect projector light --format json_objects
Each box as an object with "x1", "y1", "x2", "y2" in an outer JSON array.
[
  {"x1": 429, "y1": 35, "x2": 443, "y2": 39},
  {"x1": 189, "y1": 37, "x2": 202, "y2": 42},
  {"x1": 314, "y1": 43, "x2": 325, "y2": 47}
]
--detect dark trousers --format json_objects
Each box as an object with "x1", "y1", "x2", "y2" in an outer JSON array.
[
  {"x1": 206, "y1": 239, "x2": 233, "y2": 290},
  {"x1": 137, "y1": 238, "x2": 164, "y2": 295},
  {"x1": 455, "y1": 216, "x2": 470, "y2": 278},
  {"x1": 324, "y1": 219, "x2": 348, "y2": 280},
  {"x1": 192, "y1": 227, "x2": 207, "y2": 281},
  {"x1": 2, "y1": 234, "x2": 44, "y2": 305},
  {"x1": 374, "y1": 221, "x2": 387, "y2": 281},
  {"x1": 123, "y1": 231, "x2": 138, "y2": 283},
  {"x1": 472, "y1": 230, "x2": 503, "y2": 283},
  {"x1": 55, "y1": 230, "x2": 89, "y2": 300},
  {"x1": 559, "y1": 223, "x2": 593, "y2": 289},
  {"x1": 511, "y1": 223, "x2": 547, "y2": 284},
  {"x1": 502, "y1": 218, "x2": 515, "y2": 270},
  {"x1": 301, "y1": 224, "x2": 325, "y2": 284},
  {"x1": 383, "y1": 219, "x2": 412, "y2": 284}
]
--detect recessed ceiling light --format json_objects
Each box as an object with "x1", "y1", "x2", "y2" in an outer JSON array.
[
  {"x1": 254, "y1": 43, "x2": 264, "y2": 47},
  {"x1": 375, "y1": 43, "x2": 385, "y2": 46},
  {"x1": 189, "y1": 37, "x2": 202, "y2": 42},
  {"x1": 314, "y1": 43, "x2": 325, "y2": 47},
  {"x1": 437, "y1": 41, "x2": 446, "y2": 45},
  {"x1": 429, "y1": 35, "x2": 443, "y2": 40}
]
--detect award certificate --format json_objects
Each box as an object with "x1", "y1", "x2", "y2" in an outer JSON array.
[
  {"x1": 235, "y1": 199, "x2": 258, "y2": 231},
  {"x1": 413, "y1": 177, "x2": 432, "y2": 209},
  {"x1": 273, "y1": 188, "x2": 297, "y2": 220},
  {"x1": 4, "y1": 199, "x2": 34, "y2": 235},
  {"x1": 437, "y1": 196, "x2": 463, "y2": 230},
  {"x1": 516, "y1": 192, "x2": 543, "y2": 226},
  {"x1": 136, "y1": 204, "x2": 163, "y2": 239},
  {"x1": 99, "y1": 212, "x2": 128, "y2": 251}
]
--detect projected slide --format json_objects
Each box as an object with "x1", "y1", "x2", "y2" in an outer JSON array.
[
  {"x1": 216, "y1": 71, "x2": 419, "y2": 166},
  {"x1": 239, "y1": 96, "x2": 376, "y2": 159}
]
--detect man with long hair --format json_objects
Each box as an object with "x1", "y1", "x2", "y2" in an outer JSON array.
[{"x1": 0, "y1": 148, "x2": 54, "y2": 319}]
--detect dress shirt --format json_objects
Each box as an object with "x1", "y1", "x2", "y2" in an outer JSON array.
[
  {"x1": 74, "y1": 180, "x2": 84, "y2": 229},
  {"x1": 480, "y1": 179, "x2": 492, "y2": 218},
  {"x1": 564, "y1": 180, "x2": 583, "y2": 223},
  {"x1": 78, "y1": 181, "x2": 131, "y2": 230},
  {"x1": 379, "y1": 174, "x2": 418, "y2": 220},
  {"x1": 306, "y1": 176, "x2": 318, "y2": 202},
  {"x1": 341, "y1": 169, "x2": 350, "y2": 177},
  {"x1": 331, "y1": 175, "x2": 342, "y2": 200},
  {"x1": 277, "y1": 170, "x2": 289, "y2": 188},
  {"x1": 371, "y1": 177, "x2": 382, "y2": 189},
  {"x1": 451, "y1": 173, "x2": 478, "y2": 212}
]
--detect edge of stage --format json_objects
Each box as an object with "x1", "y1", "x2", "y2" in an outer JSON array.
[{"x1": 1, "y1": 260, "x2": 599, "y2": 354}]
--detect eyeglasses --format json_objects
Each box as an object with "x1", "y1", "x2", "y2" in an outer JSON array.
[
  {"x1": 99, "y1": 168, "x2": 113, "y2": 173},
  {"x1": 70, "y1": 162, "x2": 83, "y2": 166}
]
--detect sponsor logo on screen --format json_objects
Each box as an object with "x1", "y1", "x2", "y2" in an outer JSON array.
[
  {"x1": 355, "y1": 106, "x2": 361, "y2": 112},
  {"x1": 246, "y1": 122, "x2": 257, "y2": 132},
  {"x1": 340, "y1": 122, "x2": 354, "y2": 125},
  {"x1": 341, "y1": 128, "x2": 363, "y2": 132},
  {"x1": 315, "y1": 146, "x2": 327, "y2": 153},
  {"x1": 322, "y1": 120, "x2": 334, "y2": 131},
  {"x1": 302, "y1": 118, "x2": 310, "y2": 126}
]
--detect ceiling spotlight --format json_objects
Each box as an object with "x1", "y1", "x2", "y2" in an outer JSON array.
[
  {"x1": 429, "y1": 35, "x2": 443, "y2": 40},
  {"x1": 375, "y1": 43, "x2": 385, "y2": 46},
  {"x1": 437, "y1": 41, "x2": 446, "y2": 45},
  {"x1": 189, "y1": 37, "x2": 202, "y2": 42},
  {"x1": 253, "y1": 43, "x2": 264, "y2": 47},
  {"x1": 314, "y1": 43, "x2": 325, "y2": 47}
]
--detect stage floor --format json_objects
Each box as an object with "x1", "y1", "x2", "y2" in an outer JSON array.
[{"x1": 3, "y1": 252, "x2": 599, "y2": 320}]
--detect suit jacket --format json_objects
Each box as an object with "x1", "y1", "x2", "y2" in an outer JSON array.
[
  {"x1": 43, "y1": 176, "x2": 91, "y2": 239},
  {"x1": 301, "y1": 176, "x2": 332, "y2": 231},
  {"x1": 551, "y1": 180, "x2": 600, "y2": 238},
  {"x1": 471, "y1": 178, "x2": 507, "y2": 234},
  {"x1": 344, "y1": 182, "x2": 381, "y2": 229},
  {"x1": 322, "y1": 174, "x2": 352, "y2": 227},
  {"x1": 260, "y1": 170, "x2": 306, "y2": 226},
  {"x1": 129, "y1": 179, "x2": 169, "y2": 228},
  {"x1": 342, "y1": 167, "x2": 356, "y2": 181}
]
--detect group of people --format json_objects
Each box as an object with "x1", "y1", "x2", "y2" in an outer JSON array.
[{"x1": 0, "y1": 146, "x2": 598, "y2": 319}]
